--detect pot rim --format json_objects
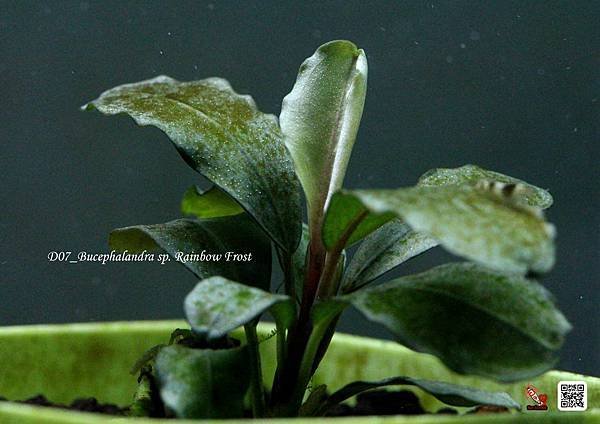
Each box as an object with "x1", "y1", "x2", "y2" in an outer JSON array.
[{"x1": 0, "y1": 320, "x2": 597, "y2": 423}]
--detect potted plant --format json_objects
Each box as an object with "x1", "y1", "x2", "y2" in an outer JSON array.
[{"x1": 0, "y1": 40, "x2": 597, "y2": 423}]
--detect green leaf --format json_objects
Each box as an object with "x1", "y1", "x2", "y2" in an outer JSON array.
[
  {"x1": 181, "y1": 185, "x2": 243, "y2": 218},
  {"x1": 342, "y1": 220, "x2": 437, "y2": 291},
  {"x1": 184, "y1": 276, "x2": 294, "y2": 340},
  {"x1": 280, "y1": 40, "x2": 367, "y2": 239},
  {"x1": 84, "y1": 75, "x2": 302, "y2": 253},
  {"x1": 325, "y1": 184, "x2": 555, "y2": 274},
  {"x1": 322, "y1": 191, "x2": 395, "y2": 250},
  {"x1": 345, "y1": 263, "x2": 571, "y2": 382},
  {"x1": 109, "y1": 216, "x2": 271, "y2": 290},
  {"x1": 418, "y1": 164, "x2": 553, "y2": 209},
  {"x1": 315, "y1": 376, "x2": 520, "y2": 415},
  {"x1": 155, "y1": 344, "x2": 249, "y2": 419}
]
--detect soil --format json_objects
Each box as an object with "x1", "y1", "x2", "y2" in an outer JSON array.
[
  {"x1": 328, "y1": 390, "x2": 450, "y2": 416},
  {"x1": 1, "y1": 390, "x2": 510, "y2": 418},
  {"x1": 1, "y1": 395, "x2": 127, "y2": 415}
]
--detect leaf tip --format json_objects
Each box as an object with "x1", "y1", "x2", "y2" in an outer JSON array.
[
  {"x1": 80, "y1": 102, "x2": 96, "y2": 112},
  {"x1": 318, "y1": 39, "x2": 360, "y2": 55}
]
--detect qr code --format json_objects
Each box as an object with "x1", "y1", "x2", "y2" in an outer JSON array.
[{"x1": 557, "y1": 381, "x2": 587, "y2": 411}]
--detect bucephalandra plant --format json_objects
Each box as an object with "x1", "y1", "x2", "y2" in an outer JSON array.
[{"x1": 84, "y1": 40, "x2": 570, "y2": 419}]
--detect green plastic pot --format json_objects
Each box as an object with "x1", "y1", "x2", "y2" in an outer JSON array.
[{"x1": 0, "y1": 321, "x2": 597, "y2": 423}]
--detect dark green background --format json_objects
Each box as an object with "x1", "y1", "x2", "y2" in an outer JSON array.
[{"x1": 1, "y1": 1, "x2": 598, "y2": 376}]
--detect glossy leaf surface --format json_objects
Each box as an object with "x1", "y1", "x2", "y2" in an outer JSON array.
[
  {"x1": 345, "y1": 263, "x2": 571, "y2": 381},
  {"x1": 85, "y1": 76, "x2": 302, "y2": 252}
]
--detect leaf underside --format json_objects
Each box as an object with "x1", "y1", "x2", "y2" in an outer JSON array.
[{"x1": 181, "y1": 185, "x2": 243, "y2": 219}]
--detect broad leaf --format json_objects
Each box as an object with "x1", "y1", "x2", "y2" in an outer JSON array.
[
  {"x1": 342, "y1": 220, "x2": 438, "y2": 292},
  {"x1": 109, "y1": 216, "x2": 271, "y2": 290},
  {"x1": 184, "y1": 276, "x2": 294, "y2": 340},
  {"x1": 345, "y1": 263, "x2": 571, "y2": 381},
  {"x1": 155, "y1": 344, "x2": 249, "y2": 419},
  {"x1": 84, "y1": 76, "x2": 302, "y2": 253},
  {"x1": 325, "y1": 185, "x2": 555, "y2": 274},
  {"x1": 280, "y1": 40, "x2": 367, "y2": 240},
  {"x1": 181, "y1": 185, "x2": 243, "y2": 218},
  {"x1": 418, "y1": 164, "x2": 553, "y2": 209},
  {"x1": 314, "y1": 376, "x2": 520, "y2": 416}
]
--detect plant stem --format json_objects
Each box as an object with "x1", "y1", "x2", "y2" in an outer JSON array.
[
  {"x1": 299, "y1": 239, "x2": 326, "y2": 321},
  {"x1": 271, "y1": 211, "x2": 369, "y2": 415},
  {"x1": 270, "y1": 239, "x2": 324, "y2": 415},
  {"x1": 316, "y1": 252, "x2": 341, "y2": 299},
  {"x1": 290, "y1": 310, "x2": 339, "y2": 407},
  {"x1": 317, "y1": 210, "x2": 368, "y2": 299},
  {"x1": 244, "y1": 323, "x2": 266, "y2": 418}
]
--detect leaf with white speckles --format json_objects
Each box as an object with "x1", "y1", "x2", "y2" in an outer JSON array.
[
  {"x1": 344, "y1": 263, "x2": 571, "y2": 381},
  {"x1": 84, "y1": 76, "x2": 302, "y2": 253},
  {"x1": 324, "y1": 184, "x2": 555, "y2": 275},
  {"x1": 184, "y1": 276, "x2": 294, "y2": 340},
  {"x1": 418, "y1": 164, "x2": 553, "y2": 209}
]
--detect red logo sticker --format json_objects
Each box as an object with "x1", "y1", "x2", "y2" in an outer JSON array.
[{"x1": 525, "y1": 384, "x2": 548, "y2": 411}]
